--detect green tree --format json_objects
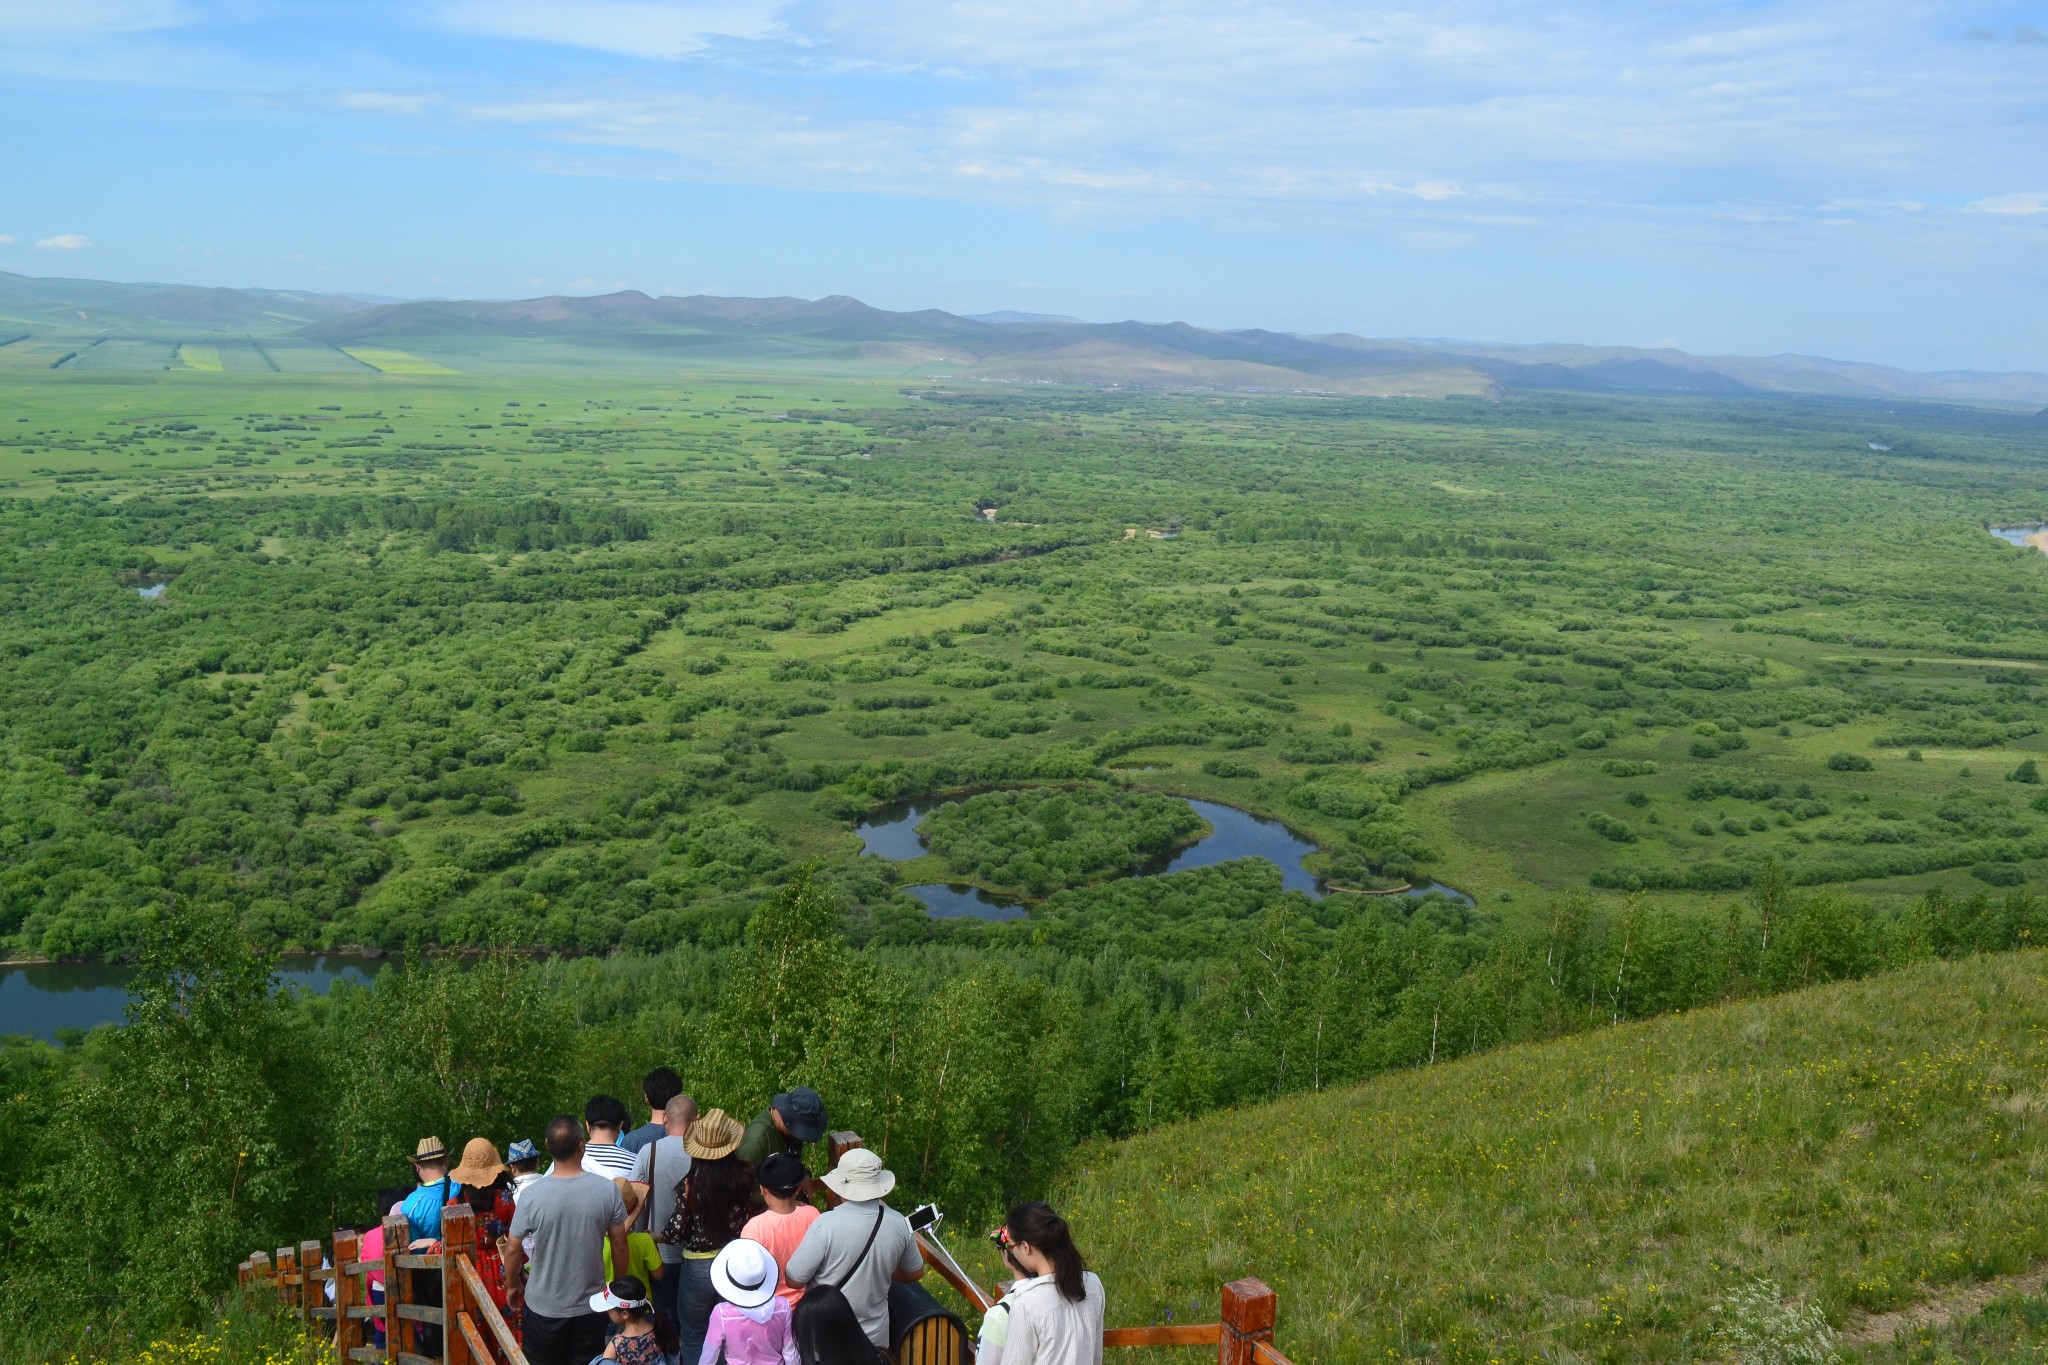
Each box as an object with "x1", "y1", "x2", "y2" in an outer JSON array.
[{"x1": 5, "y1": 901, "x2": 314, "y2": 1338}]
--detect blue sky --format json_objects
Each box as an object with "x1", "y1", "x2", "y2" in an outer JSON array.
[{"x1": 1, "y1": 0, "x2": 2044, "y2": 370}]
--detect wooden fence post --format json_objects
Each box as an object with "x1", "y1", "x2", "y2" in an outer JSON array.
[
  {"x1": 1218, "y1": 1278, "x2": 1276, "y2": 1365},
  {"x1": 249, "y1": 1250, "x2": 274, "y2": 1292},
  {"x1": 277, "y1": 1246, "x2": 299, "y2": 1315},
  {"x1": 333, "y1": 1229, "x2": 361, "y2": 1360},
  {"x1": 443, "y1": 1204, "x2": 475, "y2": 1365},
  {"x1": 301, "y1": 1239, "x2": 325, "y2": 1327},
  {"x1": 383, "y1": 1214, "x2": 409, "y2": 1365}
]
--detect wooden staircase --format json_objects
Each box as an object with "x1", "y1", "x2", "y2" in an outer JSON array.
[{"x1": 243, "y1": 1131, "x2": 1301, "y2": 1365}]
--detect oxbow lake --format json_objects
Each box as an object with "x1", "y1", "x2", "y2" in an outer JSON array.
[
  {"x1": 0, "y1": 955, "x2": 380, "y2": 1042},
  {"x1": 857, "y1": 794, "x2": 1472, "y2": 919}
]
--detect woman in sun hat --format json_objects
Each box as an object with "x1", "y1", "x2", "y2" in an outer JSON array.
[
  {"x1": 699, "y1": 1238, "x2": 799, "y2": 1365},
  {"x1": 448, "y1": 1139, "x2": 519, "y2": 1338},
  {"x1": 662, "y1": 1108, "x2": 753, "y2": 1365}
]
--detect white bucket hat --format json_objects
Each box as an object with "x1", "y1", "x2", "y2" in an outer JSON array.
[
  {"x1": 820, "y1": 1147, "x2": 896, "y2": 1202},
  {"x1": 711, "y1": 1238, "x2": 779, "y2": 1313}
]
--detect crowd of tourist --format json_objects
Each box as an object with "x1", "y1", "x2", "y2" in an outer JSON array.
[{"x1": 343, "y1": 1066, "x2": 1106, "y2": 1365}]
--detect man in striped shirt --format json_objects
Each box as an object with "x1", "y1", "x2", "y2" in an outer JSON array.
[{"x1": 580, "y1": 1094, "x2": 639, "y2": 1182}]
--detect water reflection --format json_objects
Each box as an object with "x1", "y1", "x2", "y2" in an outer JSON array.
[
  {"x1": 903, "y1": 884, "x2": 1027, "y2": 921},
  {"x1": 0, "y1": 955, "x2": 381, "y2": 1042},
  {"x1": 1148, "y1": 799, "x2": 1322, "y2": 895},
  {"x1": 854, "y1": 803, "x2": 938, "y2": 860}
]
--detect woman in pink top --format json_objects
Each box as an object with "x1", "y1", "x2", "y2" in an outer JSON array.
[{"x1": 701, "y1": 1239, "x2": 799, "y2": 1365}]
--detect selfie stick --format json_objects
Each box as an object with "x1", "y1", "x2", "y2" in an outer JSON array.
[{"x1": 912, "y1": 1210, "x2": 997, "y2": 1313}]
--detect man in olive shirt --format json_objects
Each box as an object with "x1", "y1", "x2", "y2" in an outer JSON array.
[
  {"x1": 506, "y1": 1114, "x2": 630, "y2": 1365},
  {"x1": 736, "y1": 1086, "x2": 826, "y2": 1170}
]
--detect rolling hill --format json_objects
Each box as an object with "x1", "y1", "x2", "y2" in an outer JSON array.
[
  {"x1": 5, "y1": 268, "x2": 2046, "y2": 405},
  {"x1": 0, "y1": 270, "x2": 376, "y2": 334},
  {"x1": 298, "y1": 289, "x2": 2048, "y2": 404},
  {"x1": 1031, "y1": 950, "x2": 2048, "y2": 1363}
]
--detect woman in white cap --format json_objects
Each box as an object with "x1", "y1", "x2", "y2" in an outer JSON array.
[{"x1": 700, "y1": 1239, "x2": 799, "y2": 1365}]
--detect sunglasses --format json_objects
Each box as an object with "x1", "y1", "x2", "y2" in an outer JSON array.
[{"x1": 987, "y1": 1227, "x2": 1019, "y2": 1255}]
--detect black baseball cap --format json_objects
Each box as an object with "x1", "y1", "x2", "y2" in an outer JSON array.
[
  {"x1": 757, "y1": 1151, "x2": 807, "y2": 1197},
  {"x1": 771, "y1": 1087, "x2": 827, "y2": 1143}
]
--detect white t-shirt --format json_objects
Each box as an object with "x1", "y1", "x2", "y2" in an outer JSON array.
[{"x1": 994, "y1": 1272, "x2": 1105, "y2": 1365}]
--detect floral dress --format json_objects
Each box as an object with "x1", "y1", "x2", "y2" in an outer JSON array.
[{"x1": 608, "y1": 1328, "x2": 665, "y2": 1365}]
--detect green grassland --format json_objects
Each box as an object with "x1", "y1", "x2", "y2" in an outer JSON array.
[
  {"x1": 9, "y1": 347, "x2": 2048, "y2": 1356},
  {"x1": 1039, "y1": 949, "x2": 2048, "y2": 1364},
  {"x1": 4, "y1": 362, "x2": 2048, "y2": 960}
]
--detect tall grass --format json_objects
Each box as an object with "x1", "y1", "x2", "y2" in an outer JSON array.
[{"x1": 1027, "y1": 951, "x2": 2048, "y2": 1364}]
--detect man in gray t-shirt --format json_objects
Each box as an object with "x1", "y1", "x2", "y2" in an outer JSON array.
[
  {"x1": 506, "y1": 1116, "x2": 630, "y2": 1365},
  {"x1": 627, "y1": 1096, "x2": 694, "y2": 1327},
  {"x1": 784, "y1": 1149, "x2": 924, "y2": 1350}
]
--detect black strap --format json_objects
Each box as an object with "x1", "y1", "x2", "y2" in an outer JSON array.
[
  {"x1": 833, "y1": 1205, "x2": 888, "y2": 1291},
  {"x1": 640, "y1": 1139, "x2": 655, "y2": 1234}
]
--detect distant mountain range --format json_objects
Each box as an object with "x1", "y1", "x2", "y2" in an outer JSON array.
[{"x1": 5, "y1": 269, "x2": 2045, "y2": 407}]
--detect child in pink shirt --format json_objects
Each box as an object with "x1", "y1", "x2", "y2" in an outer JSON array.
[
  {"x1": 741, "y1": 1153, "x2": 821, "y2": 1308},
  {"x1": 701, "y1": 1239, "x2": 799, "y2": 1365}
]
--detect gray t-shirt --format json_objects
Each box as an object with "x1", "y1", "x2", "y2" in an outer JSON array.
[
  {"x1": 628, "y1": 1135, "x2": 692, "y2": 1265},
  {"x1": 784, "y1": 1200, "x2": 922, "y2": 1349},
  {"x1": 506, "y1": 1171, "x2": 627, "y2": 1320}
]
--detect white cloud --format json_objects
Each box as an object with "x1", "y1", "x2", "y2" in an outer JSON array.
[
  {"x1": 0, "y1": 234, "x2": 13, "y2": 246},
  {"x1": 36, "y1": 233, "x2": 92, "y2": 250},
  {"x1": 1970, "y1": 193, "x2": 2048, "y2": 217},
  {"x1": 436, "y1": 0, "x2": 787, "y2": 59},
  {"x1": 339, "y1": 91, "x2": 438, "y2": 117}
]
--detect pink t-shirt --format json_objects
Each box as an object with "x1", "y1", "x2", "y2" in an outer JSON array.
[
  {"x1": 698, "y1": 1298, "x2": 798, "y2": 1365},
  {"x1": 740, "y1": 1205, "x2": 821, "y2": 1306},
  {"x1": 359, "y1": 1224, "x2": 387, "y2": 1334}
]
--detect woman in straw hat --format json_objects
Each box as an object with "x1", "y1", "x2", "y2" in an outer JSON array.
[
  {"x1": 449, "y1": 1139, "x2": 519, "y2": 1340},
  {"x1": 663, "y1": 1108, "x2": 752, "y2": 1365},
  {"x1": 701, "y1": 1238, "x2": 799, "y2": 1365}
]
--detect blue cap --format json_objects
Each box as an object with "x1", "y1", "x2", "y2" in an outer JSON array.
[{"x1": 507, "y1": 1139, "x2": 539, "y2": 1163}]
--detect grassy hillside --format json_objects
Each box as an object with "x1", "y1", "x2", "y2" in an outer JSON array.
[{"x1": 1029, "y1": 950, "x2": 2048, "y2": 1363}]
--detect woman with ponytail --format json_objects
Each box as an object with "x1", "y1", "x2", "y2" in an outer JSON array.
[{"x1": 976, "y1": 1202, "x2": 1104, "y2": 1365}]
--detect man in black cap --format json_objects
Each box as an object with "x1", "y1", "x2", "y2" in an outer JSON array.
[{"x1": 736, "y1": 1086, "x2": 826, "y2": 1171}]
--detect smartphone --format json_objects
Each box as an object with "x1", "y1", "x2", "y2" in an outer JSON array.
[{"x1": 908, "y1": 1203, "x2": 941, "y2": 1233}]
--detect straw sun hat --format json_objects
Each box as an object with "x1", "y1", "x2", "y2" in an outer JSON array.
[
  {"x1": 686, "y1": 1108, "x2": 744, "y2": 1160},
  {"x1": 449, "y1": 1137, "x2": 509, "y2": 1186}
]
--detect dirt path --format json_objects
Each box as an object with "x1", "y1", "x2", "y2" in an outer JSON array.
[{"x1": 1843, "y1": 1264, "x2": 2048, "y2": 1345}]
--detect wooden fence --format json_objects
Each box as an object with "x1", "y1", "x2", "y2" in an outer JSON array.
[
  {"x1": 246, "y1": 1131, "x2": 1297, "y2": 1365},
  {"x1": 242, "y1": 1202, "x2": 524, "y2": 1365}
]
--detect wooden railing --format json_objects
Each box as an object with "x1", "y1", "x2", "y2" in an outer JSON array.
[
  {"x1": 248, "y1": 1132, "x2": 1295, "y2": 1365},
  {"x1": 917, "y1": 1227, "x2": 1297, "y2": 1364},
  {"x1": 242, "y1": 1203, "x2": 525, "y2": 1365}
]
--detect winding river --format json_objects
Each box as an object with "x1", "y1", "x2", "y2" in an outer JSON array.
[{"x1": 858, "y1": 794, "x2": 1472, "y2": 919}]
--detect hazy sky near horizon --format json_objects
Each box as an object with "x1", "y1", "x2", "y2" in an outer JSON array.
[{"x1": 1, "y1": 0, "x2": 2044, "y2": 370}]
